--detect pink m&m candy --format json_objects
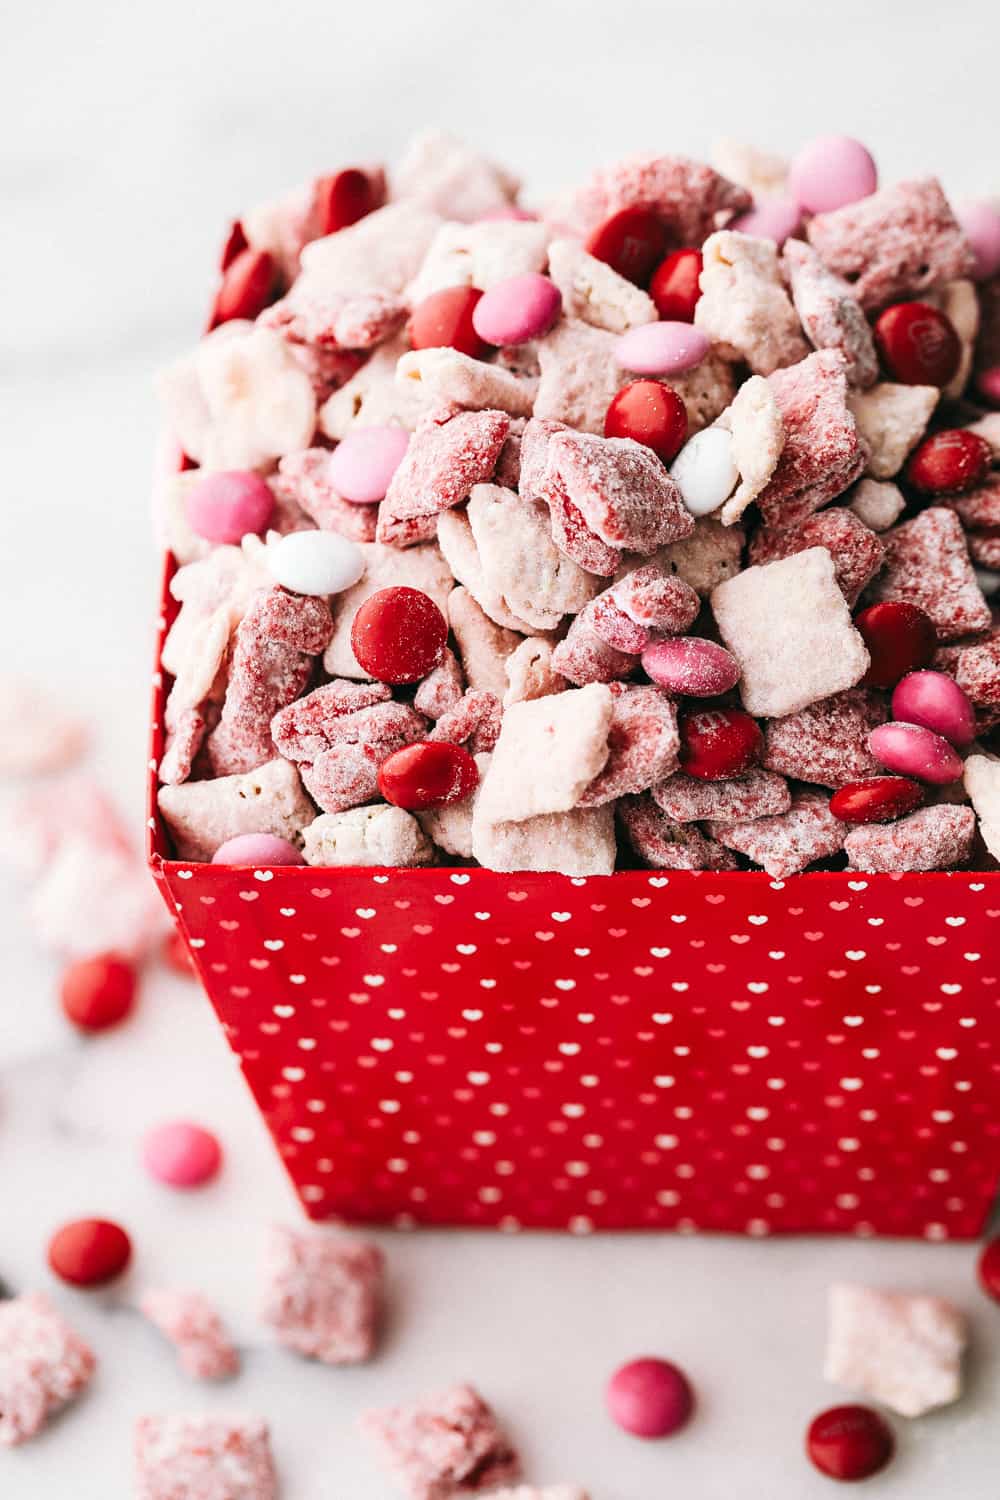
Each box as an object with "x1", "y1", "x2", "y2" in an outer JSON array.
[
  {"x1": 143, "y1": 1121, "x2": 222, "y2": 1188},
  {"x1": 957, "y1": 200, "x2": 1000, "y2": 281},
  {"x1": 975, "y1": 365, "x2": 1000, "y2": 407},
  {"x1": 642, "y1": 637, "x2": 740, "y2": 697},
  {"x1": 728, "y1": 196, "x2": 802, "y2": 246},
  {"x1": 606, "y1": 1356, "x2": 694, "y2": 1438},
  {"x1": 788, "y1": 135, "x2": 878, "y2": 214},
  {"x1": 615, "y1": 321, "x2": 710, "y2": 377},
  {"x1": 891, "y1": 671, "x2": 976, "y2": 747},
  {"x1": 472, "y1": 273, "x2": 562, "y2": 346},
  {"x1": 185, "y1": 470, "x2": 274, "y2": 544},
  {"x1": 868, "y1": 721, "x2": 964, "y2": 785},
  {"x1": 211, "y1": 833, "x2": 305, "y2": 865},
  {"x1": 328, "y1": 426, "x2": 410, "y2": 505}
]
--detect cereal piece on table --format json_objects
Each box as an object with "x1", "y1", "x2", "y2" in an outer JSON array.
[
  {"x1": 156, "y1": 323, "x2": 317, "y2": 473},
  {"x1": 763, "y1": 690, "x2": 888, "y2": 787},
  {"x1": 158, "y1": 707, "x2": 208, "y2": 787},
  {"x1": 806, "y1": 177, "x2": 974, "y2": 310},
  {"x1": 437, "y1": 509, "x2": 534, "y2": 632},
  {"x1": 324, "y1": 541, "x2": 454, "y2": 679},
  {"x1": 654, "y1": 516, "x2": 745, "y2": 595},
  {"x1": 848, "y1": 478, "x2": 905, "y2": 532},
  {"x1": 430, "y1": 690, "x2": 502, "y2": 755},
  {"x1": 466, "y1": 483, "x2": 600, "y2": 630},
  {"x1": 783, "y1": 238, "x2": 879, "y2": 388},
  {"x1": 541, "y1": 428, "x2": 694, "y2": 554},
  {"x1": 476, "y1": 685, "x2": 613, "y2": 824},
  {"x1": 393, "y1": 130, "x2": 519, "y2": 221},
  {"x1": 259, "y1": 1226, "x2": 383, "y2": 1363},
  {"x1": 378, "y1": 404, "x2": 510, "y2": 547},
  {"x1": 944, "y1": 473, "x2": 1000, "y2": 530},
  {"x1": 618, "y1": 794, "x2": 739, "y2": 870},
  {"x1": 30, "y1": 837, "x2": 165, "y2": 959},
  {"x1": 533, "y1": 319, "x2": 624, "y2": 434},
  {"x1": 756, "y1": 351, "x2": 866, "y2": 527},
  {"x1": 868, "y1": 508, "x2": 991, "y2": 641},
  {"x1": 848, "y1": 382, "x2": 939, "y2": 479},
  {"x1": 708, "y1": 792, "x2": 847, "y2": 877},
  {"x1": 415, "y1": 649, "x2": 465, "y2": 719},
  {"x1": 140, "y1": 1290, "x2": 239, "y2": 1382},
  {"x1": 1, "y1": 774, "x2": 130, "y2": 877},
  {"x1": 418, "y1": 752, "x2": 491, "y2": 859},
  {"x1": 158, "y1": 758, "x2": 313, "y2": 862},
  {"x1": 694, "y1": 231, "x2": 808, "y2": 375},
  {"x1": 362, "y1": 1384, "x2": 519, "y2": 1500},
  {"x1": 590, "y1": 566, "x2": 700, "y2": 652},
  {"x1": 550, "y1": 154, "x2": 750, "y2": 245},
  {"x1": 490, "y1": 1489, "x2": 588, "y2": 1500},
  {"x1": 748, "y1": 507, "x2": 885, "y2": 605},
  {"x1": 845, "y1": 804, "x2": 976, "y2": 872},
  {"x1": 712, "y1": 548, "x2": 871, "y2": 716},
  {"x1": 297, "y1": 201, "x2": 442, "y2": 298},
  {"x1": 714, "y1": 375, "x2": 785, "y2": 524},
  {"x1": 551, "y1": 613, "x2": 637, "y2": 687},
  {"x1": 0, "y1": 1292, "x2": 95, "y2": 1447},
  {"x1": 652, "y1": 767, "x2": 791, "y2": 822},
  {"x1": 447, "y1": 586, "x2": 524, "y2": 697},
  {"x1": 546, "y1": 237, "x2": 657, "y2": 333},
  {"x1": 302, "y1": 804, "x2": 433, "y2": 867},
  {"x1": 503, "y1": 637, "x2": 567, "y2": 707},
  {"x1": 824, "y1": 1283, "x2": 967, "y2": 1418},
  {"x1": 577, "y1": 685, "x2": 679, "y2": 804},
  {"x1": 711, "y1": 138, "x2": 789, "y2": 198},
  {"x1": 965, "y1": 754, "x2": 1000, "y2": 859},
  {"x1": 321, "y1": 338, "x2": 433, "y2": 440},
  {"x1": 262, "y1": 286, "x2": 406, "y2": 351},
  {"x1": 408, "y1": 219, "x2": 549, "y2": 301},
  {"x1": 135, "y1": 1415, "x2": 278, "y2": 1500},
  {"x1": 275, "y1": 449, "x2": 377, "y2": 543},
  {"x1": 396, "y1": 349, "x2": 535, "y2": 419},
  {"x1": 0, "y1": 678, "x2": 88, "y2": 777},
  {"x1": 473, "y1": 804, "x2": 616, "y2": 875}
]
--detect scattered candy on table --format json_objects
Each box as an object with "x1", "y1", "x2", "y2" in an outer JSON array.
[
  {"x1": 47, "y1": 1218, "x2": 133, "y2": 1287},
  {"x1": 805, "y1": 1404, "x2": 895, "y2": 1482},
  {"x1": 605, "y1": 1356, "x2": 694, "y2": 1438},
  {"x1": 142, "y1": 1121, "x2": 223, "y2": 1188},
  {"x1": 59, "y1": 952, "x2": 137, "y2": 1032}
]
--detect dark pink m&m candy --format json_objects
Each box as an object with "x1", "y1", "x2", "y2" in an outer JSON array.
[
  {"x1": 806, "y1": 1404, "x2": 894, "y2": 1481},
  {"x1": 606, "y1": 1356, "x2": 694, "y2": 1438}
]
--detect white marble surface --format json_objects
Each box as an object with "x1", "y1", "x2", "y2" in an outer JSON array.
[{"x1": 2, "y1": 1, "x2": 1000, "y2": 1494}]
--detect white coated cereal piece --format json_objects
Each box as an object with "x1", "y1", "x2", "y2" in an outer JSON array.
[
  {"x1": 849, "y1": 478, "x2": 906, "y2": 532},
  {"x1": 0, "y1": 1292, "x2": 96, "y2": 1447},
  {"x1": 715, "y1": 374, "x2": 786, "y2": 524},
  {"x1": 302, "y1": 805, "x2": 433, "y2": 868},
  {"x1": 930, "y1": 279, "x2": 979, "y2": 401},
  {"x1": 392, "y1": 130, "x2": 520, "y2": 221},
  {"x1": 320, "y1": 338, "x2": 433, "y2": 440},
  {"x1": 695, "y1": 231, "x2": 809, "y2": 376},
  {"x1": 417, "y1": 753, "x2": 492, "y2": 859},
  {"x1": 534, "y1": 319, "x2": 625, "y2": 434},
  {"x1": 0, "y1": 678, "x2": 88, "y2": 777},
  {"x1": 670, "y1": 427, "x2": 739, "y2": 518},
  {"x1": 653, "y1": 517, "x2": 745, "y2": 597},
  {"x1": 157, "y1": 323, "x2": 317, "y2": 473},
  {"x1": 448, "y1": 586, "x2": 525, "y2": 699},
  {"x1": 965, "y1": 412, "x2": 1000, "y2": 460},
  {"x1": 162, "y1": 546, "x2": 275, "y2": 725},
  {"x1": 503, "y1": 637, "x2": 568, "y2": 708},
  {"x1": 323, "y1": 541, "x2": 454, "y2": 679},
  {"x1": 711, "y1": 138, "x2": 789, "y2": 198},
  {"x1": 156, "y1": 471, "x2": 213, "y2": 565},
  {"x1": 711, "y1": 548, "x2": 870, "y2": 717},
  {"x1": 824, "y1": 1283, "x2": 967, "y2": 1418},
  {"x1": 476, "y1": 685, "x2": 613, "y2": 825},
  {"x1": 437, "y1": 508, "x2": 534, "y2": 634},
  {"x1": 242, "y1": 180, "x2": 314, "y2": 282},
  {"x1": 30, "y1": 837, "x2": 165, "y2": 959},
  {"x1": 467, "y1": 483, "x2": 600, "y2": 631},
  {"x1": 158, "y1": 758, "x2": 313, "y2": 862},
  {"x1": 965, "y1": 753, "x2": 1000, "y2": 861},
  {"x1": 140, "y1": 1290, "x2": 239, "y2": 1382},
  {"x1": 472, "y1": 803, "x2": 616, "y2": 876},
  {"x1": 397, "y1": 348, "x2": 535, "y2": 419},
  {"x1": 491, "y1": 1489, "x2": 590, "y2": 1500},
  {"x1": 408, "y1": 219, "x2": 549, "y2": 301},
  {"x1": 546, "y1": 238, "x2": 657, "y2": 334},
  {"x1": 665, "y1": 351, "x2": 737, "y2": 435},
  {"x1": 848, "y1": 382, "x2": 940, "y2": 479},
  {"x1": 298, "y1": 202, "x2": 442, "y2": 298}
]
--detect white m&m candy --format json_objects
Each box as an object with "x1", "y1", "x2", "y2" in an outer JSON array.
[
  {"x1": 266, "y1": 530, "x2": 365, "y2": 596},
  {"x1": 669, "y1": 427, "x2": 739, "y2": 517}
]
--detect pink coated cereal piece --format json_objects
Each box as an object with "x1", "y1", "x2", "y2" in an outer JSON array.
[
  {"x1": 764, "y1": 689, "x2": 888, "y2": 788},
  {"x1": 141, "y1": 1291, "x2": 239, "y2": 1382},
  {"x1": 415, "y1": 649, "x2": 465, "y2": 719},
  {"x1": 652, "y1": 767, "x2": 791, "y2": 823},
  {"x1": 728, "y1": 196, "x2": 802, "y2": 245},
  {"x1": 1, "y1": 774, "x2": 130, "y2": 878},
  {"x1": 951, "y1": 631, "x2": 1000, "y2": 706},
  {"x1": 748, "y1": 507, "x2": 885, "y2": 606},
  {"x1": 824, "y1": 1283, "x2": 966, "y2": 1419},
  {"x1": 313, "y1": 699, "x2": 431, "y2": 750},
  {"x1": 287, "y1": 341, "x2": 366, "y2": 404},
  {"x1": 868, "y1": 721, "x2": 964, "y2": 785},
  {"x1": 275, "y1": 449, "x2": 377, "y2": 543},
  {"x1": 430, "y1": 690, "x2": 503, "y2": 754},
  {"x1": 393, "y1": 130, "x2": 519, "y2": 222},
  {"x1": 944, "y1": 474, "x2": 1000, "y2": 530},
  {"x1": 806, "y1": 177, "x2": 974, "y2": 311},
  {"x1": 783, "y1": 239, "x2": 879, "y2": 388},
  {"x1": 29, "y1": 837, "x2": 165, "y2": 960},
  {"x1": 328, "y1": 426, "x2": 410, "y2": 504},
  {"x1": 577, "y1": 685, "x2": 679, "y2": 805},
  {"x1": 616, "y1": 322, "x2": 711, "y2": 377},
  {"x1": 544, "y1": 429, "x2": 694, "y2": 554},
  {"x1": 788, "y1": 137, "x2": 878, "y2": 215},
  {"x1": 261, "y1": 287, "x2": 406, "y2": 351},
  {"x1": 472, "y1": 273, "x2": 562, "y2": 346},
  {"x1": 212, "y1": 832, "x2": 305, "y2": 865},
  {"x1": 142, "y1": 1121, "x2": 222, "y2": 1188},
  {"x1": 360, "y1": 1383, "x2": 520, "y2": 1500},
  {"x1": 0, "y1": 1292, "x2": 96, "y2": 1447},
  {"x1": 158, "y1": 707, "x2": 208, "y2": 787},
  {"x1": 618, "y1": 793, "x2": 739, "y2": 870},
  {"x1": 533, "y1": 319, "x2": 625, "y2": 435},
  {"x1": 892, "y1": 671, "x2": 976, "y2": 747},
  {"x1": 552, "y1": 154, "x2": 750, "y2": 246},
  {"x1": 378, "y1": 404, "x2": 510, "y2": 547},
  {"x1": 590, "y1": 566, "x2": 700, "y2": 652},
  {"x1": 396, "y1": 349, "x2": 535, "y2": 421},
  {"x1": 503, "y1": 637, "x2": 567, "y2": 708},
  {"x1": 158, "y1": 758, "x2": 314, "y2": 862},
  {"x1": 270, "y1": 680, "x2": 393, "y2": 760},
  {"x1": 300, "y1": 743, "x2": 381, "y2": 814},
  {"x1": 868, "y1": 508, "x2": 991, "y2": 641},
  {"x1": 957, "y1": 200, "x2": 1000, "y2": 281},
  {"x1": 260, "y1": 1226, "x2": 383, "y2": 1365},
  {"x1": 546, "y1": 238, "x2": 657, "y2": 335},
  {"x1": 642, "y1": 636, "x2": 741, "y2": 697},
  {"x1": 756, "y1": 351, "x2": 866, "y2": 528},
  {"x1": 848, "y1": 383, "x2": 939, "y2": 481},
  {"x1": 695, "y1": 230, "x2": 808, "y2": 376},
  {"x1": 708, "y1": 791, "x2": 847, "y2": 877},
  {"x1": 544, "y1": 490, "x2": 622, "y2": 576},
  {"x1": 844, "y1": 804, "x2": 975, "y2": 874},
  {"x1": 551, "y1": 612, "x2": 638, "y2": 687},
  {"x1": 134, "y1": 1414, "x2": 277, "y2": 1500},
  {"x1": 476, "y1": 684, "x2": 613, "y2": 824},
  {"x1": 0, "y1": 678, "x2": 89, "y2": 777}
]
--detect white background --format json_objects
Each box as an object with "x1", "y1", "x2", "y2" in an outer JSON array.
[{"x1": 2, "y1": 1, "x2": 999, "y2": 1494}]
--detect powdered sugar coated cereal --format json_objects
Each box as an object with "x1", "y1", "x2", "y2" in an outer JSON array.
[
  {"x1": 824, "y1": 1283, "x2": 966, "y2": 1418},
  {"x1": 140, "y1": 1291, "x2": 239, "y2": 1382},
  {"x1": 134, "y1": 1414, "x2": 278, "y2": 1500},
  {"x1": 695, "y1": 231, "x2": 809, "y2": 376},
  {"x1": 0, "y1": 1293, "x2": 96, "y2": 1447},
  {"x1": 260, "y1": 1226, "x2": 383, "y2": 1363},
  {"x1": 361, "y1": 1384, "x2": 520, "y2": 1500}
]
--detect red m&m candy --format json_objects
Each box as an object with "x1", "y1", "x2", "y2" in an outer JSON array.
[
  {"x1": 210, "y1": 248, "x2": 277, "y2": 328},
  {"x1": 408, "y1": 286, "x2": 490, "y2": 359},
  {"x1": 873, "y1": 301, "x2": 961, "y2": 387},
  {"x1": 649, "y1": 248, "x2": 703, "y2": 322},
  {"x1": 605, "y1": 381, "x2": 688, "y2": 464},
  {"x1": 829, "y1": 777, "x2": 924, "y2": 824},
  {"x1": 854, "y1": 601, "x2": 937, "y2": 689},
  {"x1": 806, "y1": 1404, "x2": 894, "y2": 1482},
  {"x1": 60, "y1": 954, "x2": 137, "y2": 1033},
  {"x1": 314, "y1": 167, "x2": 382, "y2": 235},
  {"x1": 378, "y1": 741, "x2": 480, "y2": 811},
  {"x1": 350, "y1": 587, "x2": 448, "y2": 684},
  {"x1": 679, "y1": 707, "x2": 763, "y2": 781},
  {"x1": 48, "y1": 1218, "x2": 132, "y2": 1287},
  {"x1": 585, "y1": 207, "x2": 668, "y2": 287},
  {"x1": 978, "y1": 1236, "x2": 1000, "y2": 1302},
  {"x1": 161, "y1": 930, "x2": 195, "y2": 978},
  {"x1": 219, "y1": 219, "x2": 248, "y2": 272},
  {"x1": 905, "y1": 429, "x2": 992, "y2": 496},
  {"x1": 606, "y1": 1356, "x2": 694, "y2": 1438}
]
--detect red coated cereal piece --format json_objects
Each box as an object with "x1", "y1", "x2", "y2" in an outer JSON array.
[
  {"x1": 555, "y1": 154, "x2": 751, "y2": 248},
  {"x1": 969, "y1": 531, "x2": 1000, "y2": 569},
  {"x1": 378, "y1": 404, "x2": 510, "y2": 547},
  {"x1": 906, "y1": 429, "x2": 992, "y2": 495},
  {"x1": 48, "y1": 1218, "x2": 132, "y2": 1286},
  {"x1": 351, "y1": 587, "x2": 448, "y2": 684},
  {"x1": 275, "y1": 449, "x2": 378, "y2": 544},
  {"x1": 590, "y1": 567, "x2": 700, "y2": 652},
  {"x1": 0, "y1": 1292, "x2": 96, "y2": 1447},
  {"x1": 756, "y1": 351, "x2": 866, "y2": 528},
  {"x1": 873, "y1": 301, "x2": 962, "y2": 387},
  {"x1": 806, "y1": 177, "x2": 974, "y2": 311},
  {"x1": 414, "y1": 649, "x2": 465, "y2": 719},
  {"x1": 60, "y1": 953, "x2": 137, "y2": 1032},
  {"x1": 577, "y1": 686, "x2": 680, "y2": 805},
  {"x1": 948, "y1": 629, "x2": 1000, "y2": 705},
  {"x1": 409, "y1": 286, "x2": 490, "y2": 359},
  {"x1": 604, "y1": 381, "x2": 688, "y2": 465},
  {"x1": 943, "y1": 473, "x2": 1000, "y2": 529},
  {"x1": 763, "y1": 689, "x2": 889, "y2": 788},
  {"x1": 260, "y1": 1226, "x2": 383, "y2": 1364},
  {"x1": 270, "y1": 680, "x2": 393, "y2": 760},
  {"x1": 844, "y1": 804, "x2": 975, "y2": 872},
  {"x1": 544, "y1": 428, "x2": 694, "y2": 553},
  {"x1": 783, "y1": 238, "x2": 879, "y2": 388},
  {"x1": 679, "y1": 707, "x2": 763, "y2": 781},
  {"x1": 867, "y1": 508, "x2": 991, "y2": 641},
  {"x1": 158, "y1": 706, "x2": 208, "y2": 787},
  {"x1": 263, "y1": 287, "x2": 406, "y2": 351},
  {"x1": 379, "y1": 741, "x2": 481, "y2": 810},
  {"x1": 430, "y1": 689, "x2": 503, "y2": 754},
  {"x1": 360, "y1": 1383, "x2": 520, "y2": 1500},
  {"x1": 301, "y1": 743, "x2": 382, "y2": 814},
  {"x1": 708, "y1": 792, "x2": 847, "y2": 877},
  {"x1": 829, "y1": 777, "x2": 925, "y2": 824},
  {"x1": 618, "y1": 793, "x2": 739, "y2": 870},
  {"x1": 135, "y1": 1415, "x2": 278, "y2": 1500},
  {"x1": 748, "y1": 507, "x2": 885, "y2": 605},
  {"x1": 140, "y1": 1290, "x2": 239, "y2": 1382},
  {"x1": 652, "y1": 767, "x2": 791, "y2": 823},
  {"x1": 545, "y1": 490, "x2": 622, "y2": 576},
  {"x1": 551, "y1": 612, "x2": 638, "y2": 686}
]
